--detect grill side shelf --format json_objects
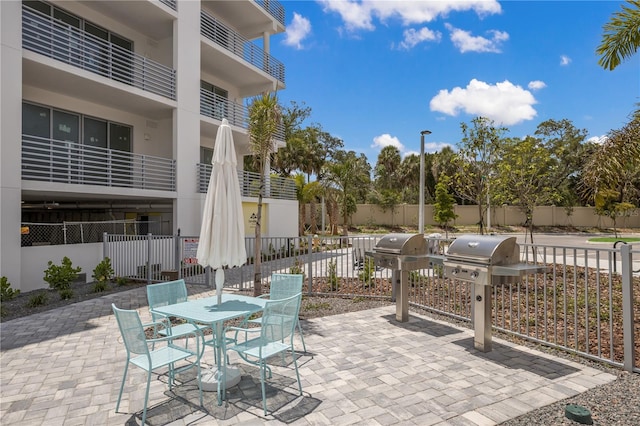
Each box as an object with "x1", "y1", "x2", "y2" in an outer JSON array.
[{"x1": 492, "y1": 264, "x2": 548, "y2": 277}]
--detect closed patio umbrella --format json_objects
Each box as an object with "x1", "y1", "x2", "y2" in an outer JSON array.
[
  {"x1": 197, "y1": 118, "x2": 246, "y2": 304},
  {"x1": 196, "y1": 118, "x2": 247, "y2": 391}
]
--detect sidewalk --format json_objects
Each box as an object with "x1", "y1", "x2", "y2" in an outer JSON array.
[{"x1": 0, "y1": 285, "x2": 616, "y2": 425}]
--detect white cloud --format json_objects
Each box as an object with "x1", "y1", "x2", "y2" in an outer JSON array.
[
  {"x1": 528, "y1": 80, "x2": 546, "y2": 90},
  {"x1": 405, "y1": 142, "x2": 452, "y2": 155},
  {"x1": 560, "y1": 55, "x2": 571, "y2": 66},
  {"x1": 446, "y1": 24, "x2": 508, "y2": 53},
  {"x1": 372, "y1": 133, "x2": 404, "y2": 151},
  {"x1": 318, "y1": 0, "x2": 501, "y2": 32},
  {"x1": 397, "y1": 27, "x2": 442, "y2": 50},
  {"x1": 283, "y1": 13, "x2": 312, "y2": 49},
  {"x1": 587, "y1": 135, "x2": 608, "y2": 145},
  {"x1": 429, "y1": 79, "x2": 538, "y2": 125}
]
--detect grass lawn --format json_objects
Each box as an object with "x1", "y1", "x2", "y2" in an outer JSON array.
[{"x1": 588, "y1": 237, "x2": 640, "y2": 243}]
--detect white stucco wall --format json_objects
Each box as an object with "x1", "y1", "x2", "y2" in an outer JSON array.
[{"x1": 20, "y1": 243, "x2": 103, "y2": 293}]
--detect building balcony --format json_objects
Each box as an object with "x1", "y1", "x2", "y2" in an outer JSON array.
[
  {"x1": 206, "y1": 0, "x2": 285, "y2": 39},
  {"x1": 22, "y1": 5, "x2": 176, "y2": 101},
  {"x1": 200, "y1": 9, "x2": 285, "y2": 95},
  {"x1": 22, "y1": 135, "x2": 176, "y2": 192},
  {"x1": 197, "y1": 163, "x2": 296, "y2": 200},
  {"x1": 159, "y1": 0, "x2": 177, "y2": 12},
  {"x1": 254, "y1": 0, "x2": 285, "y2": 28},
  {"x1": 76, "y1": 0, "x2": 176, "y2": 41},
  {"x1": 200, "y1": 90, "x2": 247, "y2": 129},
  {"x1": 199, "y1": 89, "x2": 286, "y2": 149}
]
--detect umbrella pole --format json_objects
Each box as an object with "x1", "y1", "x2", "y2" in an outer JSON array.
[{"x1": 215, "y1": 268, "x2": 224, "y2": 305}]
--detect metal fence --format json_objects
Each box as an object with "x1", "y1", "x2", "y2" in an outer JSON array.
[
  {"x1": 103, "y1": 233, "x2": 639, "y2": 372},
  {"x1": 21, "y1": 220, "x2": 164, "y2": 246}
]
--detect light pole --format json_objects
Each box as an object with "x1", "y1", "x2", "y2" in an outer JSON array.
[{"x1": 419, "y1": 130, "x2": 431, "y2": 234}]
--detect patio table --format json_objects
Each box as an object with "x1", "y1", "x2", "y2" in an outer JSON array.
[{"x1": 151, "y1": 293, "x2": 266, "y2": 405}]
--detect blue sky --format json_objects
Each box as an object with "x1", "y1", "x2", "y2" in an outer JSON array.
[{"x1": 268, "y1": 0, "x2": 638, "y2": 163}]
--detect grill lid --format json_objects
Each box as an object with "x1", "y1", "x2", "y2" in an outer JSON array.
[
  {"x1": 446, "y1": 235, "x2": 519, "y2": 266},
  {"x1": 373, "y1": 233, "x2": 427, "y2": 256}
]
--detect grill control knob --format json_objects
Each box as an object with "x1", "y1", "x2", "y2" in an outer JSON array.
[
  {"x1": 452, "y1": 268, "x2": 460, "y2": 275},
  {"x1": 470, "y1": 271, "x2": 479, "y2": 279}
]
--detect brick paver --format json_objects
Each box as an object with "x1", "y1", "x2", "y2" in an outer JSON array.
[{"x1": 0, "y1": 285, "x2": 616, "y2": 425}]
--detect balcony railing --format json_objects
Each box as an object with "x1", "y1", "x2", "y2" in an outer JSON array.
[
  {"x1": 200, "y1": 90, "x2": 247, "y2": 128},
  {"x1": 22, "y1": 135, "x2": 176, "y2": 191},
  {"x1": 159, "y1": 0, "x2": 177, "y2": 11},
  {"x1": 200, "y1": 90, "x2": 286, "y2": 142},
  {"x1": 200, "y1": 10, "x2": 285, "y2": 84},
  {"x1": 197, "y1": 163, "x2": 296, "y2": 200},
  {"x1": 22, "y1": 6, "x2": 176, "y2": 100},
  {"x1": 254, "y1": 0, "x2": 285, "y2": 26}
]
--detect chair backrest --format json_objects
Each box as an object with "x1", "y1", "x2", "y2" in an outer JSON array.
[
  {"x1": 112, "y1": 304, "x2": 149, "y2": 356},
  {"x1": 261, "y1": 293, "x2": 301, "y2": 344},
  {"x1": 147, "y1": 279, "x2": 188, "y2": 321},
  {"x1": 269, "y1": 274, "x2": 303, "y2": 300}
]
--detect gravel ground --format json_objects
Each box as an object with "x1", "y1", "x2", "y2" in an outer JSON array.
[
  {"x1": 416, "y1": 307, "x2": 640, "y2": 426},
  {"x1": 3, "y1": 283, "x2": 638, "y2": 425},
  {"x1": 499, "y1": 367, "x2": 639, "y2": 425}
]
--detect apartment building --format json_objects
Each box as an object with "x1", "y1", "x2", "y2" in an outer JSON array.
[{"x1": 0, "y1": 0, "x2": 297, "y2": 291}]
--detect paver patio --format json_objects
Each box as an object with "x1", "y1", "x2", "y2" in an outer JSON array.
[{"x1": 0, "y1": 285, "x2": 616, "y2": 425}]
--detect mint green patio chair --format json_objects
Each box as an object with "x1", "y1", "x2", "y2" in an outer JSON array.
[
  {"x1": 147, "y1": 279, "x2": 210, "y2": 350},
  {"x1": 222, "y1": 293, "x2": 303, "y2": 415},
  {"x1": 249, "y1": 273, "x2": 306, "y2": 352},
  {"x1": 112, "y1": 303, "x2": 203, "y2": 426}
]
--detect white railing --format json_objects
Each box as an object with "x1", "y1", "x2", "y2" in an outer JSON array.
[
  {"x1": 22, "y1": 6, "x2": 176, "y2": 100},
  {"x1": 200, "y1": 10, "x2": 285, "y2": 84},
  {"x1": 22, "y1": 135, "x2": 176, "y2": 191},
  {"x1": 197, "y1": 163, "x2": 296, "y2": 200}
]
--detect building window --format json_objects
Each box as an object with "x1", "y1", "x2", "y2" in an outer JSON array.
[
  {"x1": 22, "y1": 102, "x2": 132, "y2": 152},
  {"x1": 200, "y1": 146, "x2": 213, "y2": 164}
]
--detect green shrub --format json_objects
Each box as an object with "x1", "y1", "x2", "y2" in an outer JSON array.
[
  {"x1": 0, "y1": 277, "x2": 20, "y2": 302},
  {"x1": 27, "y1": 292, "x2": 48, "y2": 307},
  {"x1": 358, "y1": 257, "x2": 376, "y2": 288},
  {"x1": 115, "y1": 276, "x2": 128, "y2": 286},
  {"x1": 92, "y1": 258, "x2": 114, "y2": 283},
  {"x1": 328, "y1": 260, "x2": 339, "y2": 291},
  {"x1": 44, "y1": 256, "x2": 81, "y2": 298},
  {"x1": 59, "y1": 288, "x2": 74, "y2": 300},
  {"x1": 92, "y1": 281, "x2": 109, "y2": 293},
  {"x1": 289, "y1": 257, "x2": 305, "y2": 279}
]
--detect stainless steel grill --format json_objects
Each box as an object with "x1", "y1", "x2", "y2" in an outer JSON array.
[
  {"x1": 443, "y1": 234, "x2": 547, "y2": 352},
  {"x1": 444, "y1": 234, "x2": 520, "y2": 285},
  {"x1": 370, "y1": 233, "x2": 432, "y2": 271},
  {"x1": 370, "y1": 233, "x2": 441, "y2": 322}
]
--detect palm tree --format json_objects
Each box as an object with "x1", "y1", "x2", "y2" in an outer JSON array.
[
  {"x1": 596, "y1": 1, "x2": 640, "y2": 70},
  {"x1": 247, "y1": 92, "x2": 281, "y2": 296}
]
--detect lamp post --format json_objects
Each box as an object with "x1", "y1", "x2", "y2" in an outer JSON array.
[{"x1": 419, "y1": 130, "x2": 431, "y2": 234}]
